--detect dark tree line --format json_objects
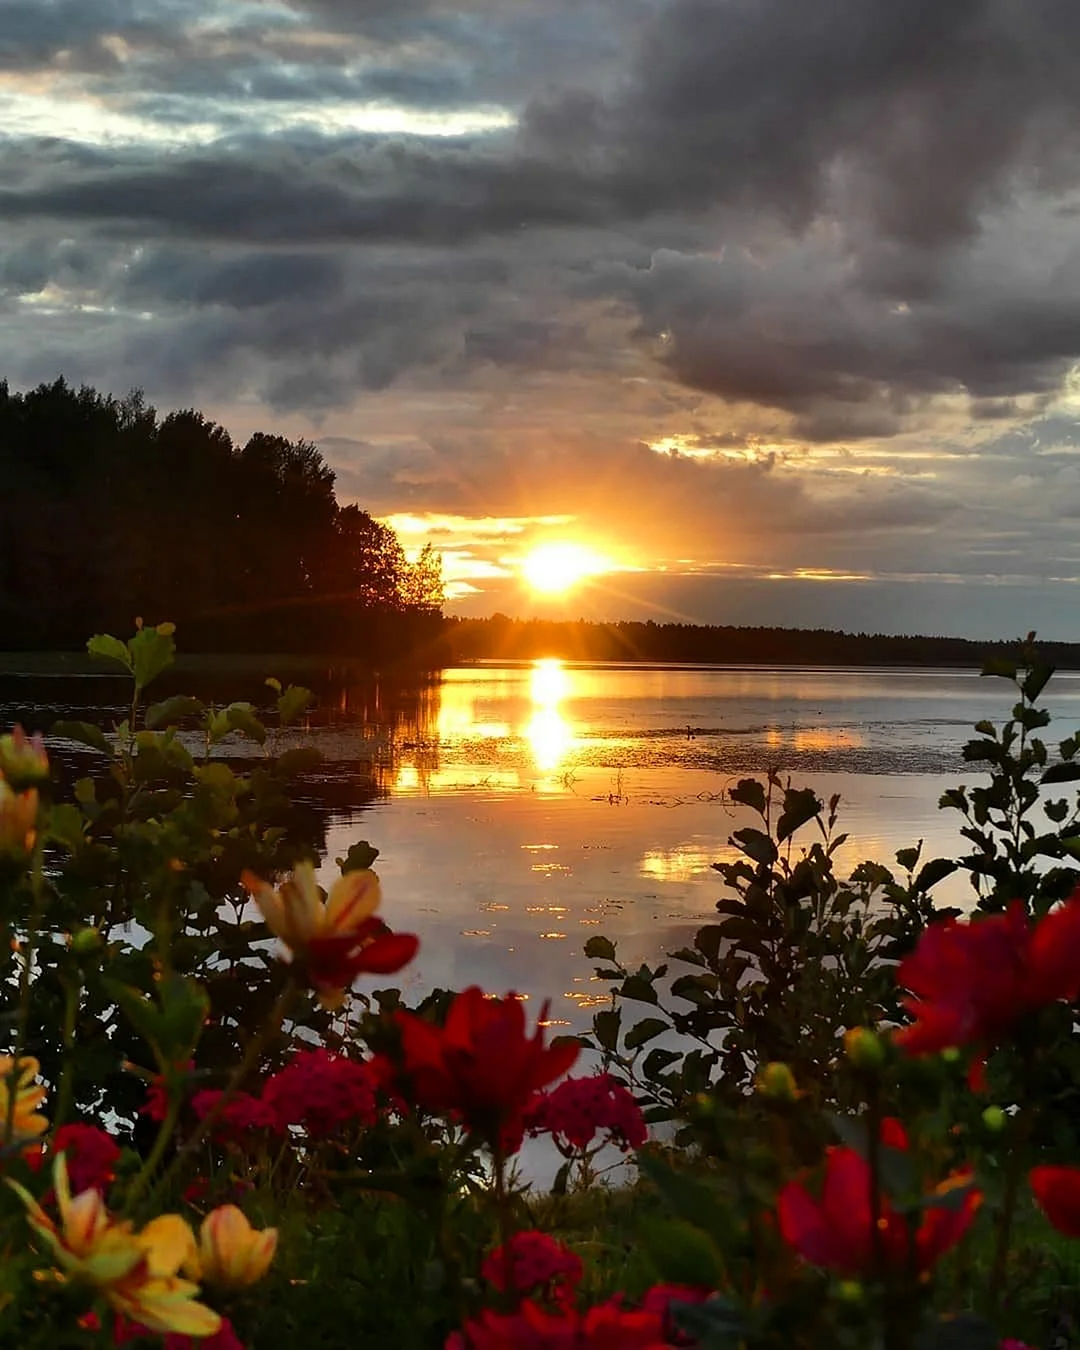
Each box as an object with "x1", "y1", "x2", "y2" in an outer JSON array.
[
  {"x1": 440, "y1": 615, "x2": 1080, "y2": 669},
  {"x1": 0, "y1": 379, "x2": 443, "y2": 655}
]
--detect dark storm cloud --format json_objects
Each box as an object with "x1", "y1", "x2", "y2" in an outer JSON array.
[{"x1": 5, "y1": 0, "x2": 1080, "y2": 499}]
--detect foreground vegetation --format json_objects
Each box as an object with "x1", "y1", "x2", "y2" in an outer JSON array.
[{"x1": 3, "y1": 623, "x2": 1080, "y2": 1347}]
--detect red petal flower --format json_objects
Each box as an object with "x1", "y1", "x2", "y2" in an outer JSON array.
[
  {"x1": 397, "y1": 987, "x2": 579, "y2": 1151},
  {"x1": 306, "y1": 920, "x2": 419, "y2": 998},
  {"x1": 778, "y1": 1131, "x2": 980, "y2": 1277},
  {"x1": 1030, "y1": 1165, "x2": 1080, "y2": 1237},
  {"x1": 896, "y1": 891, "x2": 1080, "y2": 1058}
]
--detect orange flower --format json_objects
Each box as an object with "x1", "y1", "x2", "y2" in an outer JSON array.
[
  {"x1": 242, "y1": 862, "x2": 418, "y2": 1009},
  {"x1": 0, "y1": 1055, "x2": 49, "y2": 1145},
  {"x1": 184, "y1": 1205, "x2": 277, "y2": 1288},
  {"x1": 0, "y1": 779, "x2": 37, "y2": 857},
  {"x1": 7, "y1": 1155, "x2": 220, "y2": 1338}
]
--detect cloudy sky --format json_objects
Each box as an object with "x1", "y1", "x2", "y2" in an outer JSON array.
[{"x1": 5, "y1": 0, "x2": 1080, "y2": 637}]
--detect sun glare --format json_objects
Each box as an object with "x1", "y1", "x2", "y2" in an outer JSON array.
[{"x1": 520, "y1": 542, "x2": 611, "y2": 595}]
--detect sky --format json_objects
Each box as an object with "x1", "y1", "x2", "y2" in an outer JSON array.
[{"x1": 4, "y1": 1, "x2": 1080, "y2": 638}]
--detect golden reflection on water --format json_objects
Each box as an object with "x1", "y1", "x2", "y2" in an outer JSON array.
[
  {"x1": 524, "y1": 659, "x2": 576, "y2": 780},
  {"x1": 385, "y1": 657, "x2": 578, "y2": 791}
]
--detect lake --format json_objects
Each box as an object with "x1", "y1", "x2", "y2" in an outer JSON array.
[{"x1": 11, "y1": 659, "x2": 1080, "y2": 1036}]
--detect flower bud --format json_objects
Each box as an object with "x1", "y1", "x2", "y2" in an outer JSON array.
[
  {"x1": 0, "y1": 727, "x2": 49, "y2": 789},
  {"x1": 0, "y1": 781, "x2": 37, "y2": 858},
  {"x1": 844, "y1": 1027, "x2": 886, "y2": 1071},
  {"x1": 186, "y1": 1205, "x2": 277, "y2": 1288},
  {"x1": 941, "y1": 1047, "x2": 961, "y2": 1064},
  {"x1": 69, "y1": 927, "x2": 104, "y2": 956},
  {"x1": 756, "y1": 1062, "x2": 798, "y2": 1103},
  {"x1": 982, "y1": 1105, "x2": 1007, "y2": 1133},
  {"x1": 835, "y1": 1279, "x2": 864, "y2": 1304}
]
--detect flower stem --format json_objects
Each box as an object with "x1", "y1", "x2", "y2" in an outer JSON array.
[{"x1": 135, "y1": 974, "x2": 298, "y2": 1218}]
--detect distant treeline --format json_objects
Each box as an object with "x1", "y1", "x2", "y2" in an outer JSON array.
[
  {"x1": 438, "y1": 615, "x2": 1080, "y2": 670},
  {"x1": 0, "y1": 379, "x2": 443, "y2": 655}
]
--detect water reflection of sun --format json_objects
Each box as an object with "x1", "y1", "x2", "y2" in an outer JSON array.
[{"x1": 524, "y1": 658, "x2": 575, "y2": 779}]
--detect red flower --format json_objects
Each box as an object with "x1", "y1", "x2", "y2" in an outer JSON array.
[
  {"x1": 895, "y1": 893, "x2": 1080, "y2": 1057},
  {"x1": 1030, "y1": 1165, "x2": 1080, "y2": 1237},
  {"x1": 191, "y1": 1090, "x2": 281, "y2": 1145},
  {"x1": 115, "y1": 1315, "x2": 245, "y2": 1349},
  {"x1": 778, "y1": 1124, "x2": 980, "y2": 1277},
  {"x1": 526, "y1": 1074, "x2": 647, "y2": 1153},
  {"x1": 446, "y1": 1298, "x2": 667, "y2": 1350},
  {"x1": 138, "y1": 1060, "x2": 195, "y2": 1122},
  {"x1": 640, "y1": 1286, "x2": 712, "y2": 1346},
  {"x1": 482, "y1": 1231, "x2": 583, "y2": 1307},
  {"x1": 260, "y1": 1048, "x2": 381, "y2": 1138},
  {"x1": 396, "y1": 987, "x2": 579, "y2": 1151},
  {"x1": 26, "y1": 1123, "x2": 121, "y2": 1195}
]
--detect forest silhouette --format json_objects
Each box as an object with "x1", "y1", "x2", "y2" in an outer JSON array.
[
  {"x1": 4, "y1": 379, "x2": 1076, "y2": 670},
  {"x1": 0, "y1": 379, "x2": 443, "y2": 655}
]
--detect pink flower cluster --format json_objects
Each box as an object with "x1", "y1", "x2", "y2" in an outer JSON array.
[
  {"x1": 526, "y1": 1074, "x2": 647, "y2": 1153},
  {"x1": 189, "y1": 1048, "x2": 384, "y2": 1146},
  {"x1": 482, "y1": 1231, "x2": 583, "y2": 1308}
]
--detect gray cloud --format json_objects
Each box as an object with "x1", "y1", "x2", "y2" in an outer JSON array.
[{"x1": 5, "y1": 0, "x2": 1080, "y2": 635}]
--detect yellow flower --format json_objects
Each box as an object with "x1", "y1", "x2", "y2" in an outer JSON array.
[
  {"x1": 242, "y1": 861, "x2": 381, "y2": 954},
  {"x1": 185, "y1": 1204, "x2": 278, "y2": 1288},
  {"x1": 7, "y1": 1156, "x2": 221, "y2": 1338},
  {"x1": 0, "y1": 1055, "x2": 48, "y2": 1145},
  {"x1": 0, "y1": 780, "x2": 38, "y2": 857}
]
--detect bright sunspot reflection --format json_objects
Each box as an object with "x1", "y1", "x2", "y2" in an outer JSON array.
[{"x1": 524, "y1": 659, "x2": 575, "y2": 778}]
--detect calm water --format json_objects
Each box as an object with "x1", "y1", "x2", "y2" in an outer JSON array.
[{"x1": 9, "y1": 661, "x2": 1080, "y2": 1035}]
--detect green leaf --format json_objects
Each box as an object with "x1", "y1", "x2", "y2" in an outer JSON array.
[
  {"x1": 619, "y1": 974, "x2": 659, "y2": 1005},
  {"x1": 729, "y1": 778, "x2": 767, "y2": 815},
  {"x1": 51, "y1": 719, "x2": 112, "y2": 755},
  {"x1": 731, "y1": 828, "x2": 777, "y2": 866},
  {"x1": 640, "y1": 1217, "x2": 724, "y2": 1289},
  {"x1": 637, "y1": 1151, "x2": 733, "y2": 1240},
  {"x1": 87, "y1": 633, "x2": 133, "y2": 671},
  {"x1": 1022, "y1": 662, "x2": 1055, "y2": 702},
  {"x1": 145, "y1": 695, "x2": 205, "y2": 730},
  {"x1": 592, "y1": 1008, "x2": 621, "y2": 1052},
  {"x1": 1040, "y1": 762, "x2": 1080, "y2": 785},
  {"x1": 914, "y1": 858, "x2": 958, "y2": 891},
  {"x1": 127, "y1": 624, "x2": 176, "y2": 692},
  {"x1": 224, "y1": 702, "x2": 267, "y2": 745},
  {"x1": 278, "y1": 684, "x2": 314, "y2": 726},
  {"x1": 45, "y1": 803, "x2": 85, "y2": 850},
  {"x1": 643, "y1": 1047, "x2": 681, "y2": 1078},
  {"x1": 625, "y1": 1017, "x2": 669, "y2": 1049},
  {"x1": 981, "y1": 657, "x2": 1017, "y2": 681},
  {"x1": 776, "y1": 786, "x2": 821, "y2": 842},
  {"x1": 276, "y1": 747, "x2": 323, "y2": 777},
  {"x1": 337, "y1": 840, "x2": 380, "y2": 873},
  {"x1": 585, "y1": 935, "x2": 617, "y2": 963}
]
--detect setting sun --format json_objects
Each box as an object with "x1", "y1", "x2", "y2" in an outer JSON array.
[{"x1": 520, "y1": 542, "x2": 612, "y2": 595}]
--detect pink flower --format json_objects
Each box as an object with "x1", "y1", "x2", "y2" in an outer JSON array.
[
  {"x1": 526, "y1": 1074, "x2": 647, "y2": 1152},
  {"x1": 482, "y1": 1231, "x2": 583, "y2": 1307},
  {"x1": 191, "y1": 1090, "x2": 281, "y2": 1146},
  {"x1": 261, "y1": 1048, "x2": 380, "y2": 1138}
]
